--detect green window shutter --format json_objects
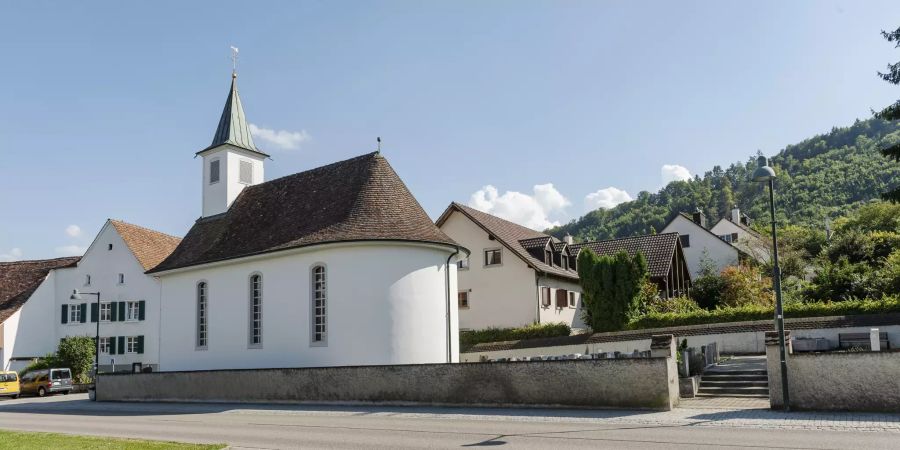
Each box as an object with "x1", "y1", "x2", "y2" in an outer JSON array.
[
  {"x1": 138, "y1": 300, "x2": 146, "y2": 321},
  {"x1": 90, "y1": 303, "x2": 98, "y2": 323},
  {"x1": 109, "y1": 336, "x2": 116, "y2": 354},
  {"x1": 61, "y1": 304, "x2": 68, "y2": 324},
  {"x1": 136, "y1": 336, "x2": 144, "y2": 354},
  {"x1": 117, "y1": 336, "x2": 125, "y2": 355},
  {"x1": 79, "y1": 303, "x2": 87, "y2": 323},
  {"x1": 110, "y1": 302, "x2": 118, "y2": 322},
  {"x1": 118, "y1": 302, "x2": 126, "y2": 321}
]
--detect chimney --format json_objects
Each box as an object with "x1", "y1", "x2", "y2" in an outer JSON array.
[
  {"x1": 691, "y1": 208, "x2": 707, "y2": 228},
  {"x1": 563, "y1": 234, "x2": 575, "y2": 245},
  {"x1": 731, "y1": 206, "x2": 741, "y2": 224}
]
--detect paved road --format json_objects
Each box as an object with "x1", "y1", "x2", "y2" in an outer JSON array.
[{"x1": 1, "y1": 395, "x2": 898, "y2": 449}]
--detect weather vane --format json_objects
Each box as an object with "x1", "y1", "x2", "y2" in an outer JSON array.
[
  {"x1": 230, "y1": 46, "x2": 239, "y2": 76},
  {"x1": 377, "y1": 136, "x2": 382, "y2": 152}
]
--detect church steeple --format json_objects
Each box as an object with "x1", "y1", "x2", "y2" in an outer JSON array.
[
  {"x1": 198, "y1": 67, "x2": 268, "y2": 218},
  {"x1": 198, "y1": 74, "x2": 269, "y2": 158}
]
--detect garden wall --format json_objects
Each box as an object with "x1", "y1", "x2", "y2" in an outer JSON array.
[
  {"x1": 766, "y1": 331, "x2": 900, "y2": 412},
  {"x1": 98, "y1": 339, "x2": 679, "y2": 410}
]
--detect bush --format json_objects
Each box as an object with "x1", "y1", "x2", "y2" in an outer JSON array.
[
  {"x1": 718, "y1": 265, "x2": 773, "y2": 308},
  {"x1": 460, "y1": 322, "x2": 571, "y2": 350},
  {"x1": 626, "y1": 295, "x2": 900, "y2": 330},
  {"x1": 642, "y1": 295, "x2": 703, "y2": 315},
  {"x1": 577, "y1": 249, "x2": 648, "y2": 331},
  {"x1": 20, "y1": 336, "x2": 95, "y2": 383},
  {"x1": 691, "y1": 275, "x2": 726, "y2": 310}
]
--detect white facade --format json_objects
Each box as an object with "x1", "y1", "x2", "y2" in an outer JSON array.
[
  {"x1": 439, "y1": 210, "x2": 585, "y2": 331},
  {"x1": 711, "y1": 217, "x2": 771, "y2": 263},
  {"x1": 3, "y1": 222, "x2": 164, "y2": 372},
  {"x1": 661, "y1": 214, "x2": 739, "y2": 278},
  {"x1": 156, "y1": 242, "x2": 460, "y2": 371},
  {"x1": 201, "y1": 145, "x2": 266, "y2": 217}
]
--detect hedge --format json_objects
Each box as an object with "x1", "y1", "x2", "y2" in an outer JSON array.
[
  {"x1": 460, "y1": 322, "x2": 571, "y2": 350},
  {"x1": 626, "y1": 295, "x2": 900, "y2": 330}
]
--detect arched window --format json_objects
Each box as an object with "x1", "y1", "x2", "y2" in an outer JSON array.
[
  {"x1": 311, "y1": 265, "x2": 327, "y2": 345},
  {"x1": 196, "y1": 282, "x2": 208, "y2": 349},
  {"x1": 249, "y1": 274, "x2": 262, "y2": 347}
]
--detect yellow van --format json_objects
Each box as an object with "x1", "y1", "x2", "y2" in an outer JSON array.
[{"x1": 0, "y1": 371, "x2": 19, "y2": 399}]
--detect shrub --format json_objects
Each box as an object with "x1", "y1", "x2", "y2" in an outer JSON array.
[
  {"x1": 718, "y1": 265, "x2": 773, "y2": 308},
  {"x1": 57, "y1": 336, "x2": 95, "y2": 383},
  {"x1": 642, "y1": 295, "x2": 703, "y2": 315},
  {"x1": 691, "y1": 275, "x2": 726, "y2": 310},
  {"x1": 460, "y1": 322, "x2": 571, "y2": 350},
  {"x1": 626, "y1": 295, "x2": 900, "y2": 330}
]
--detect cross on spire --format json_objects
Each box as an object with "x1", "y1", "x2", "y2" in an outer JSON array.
[{"x1": 230, "y1": 46, "x2": 239, "y2": 78}]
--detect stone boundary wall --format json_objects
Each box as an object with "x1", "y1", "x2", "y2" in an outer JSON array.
[
  {"x1": 461, "y1": 314, "x2": 900, "y2": 360},
  {"x1": 766, "y1": 331, "x2": 900, "y2": 412},
  {"x1": 98, "y1": 353, "x2": 679, "y2": 410}
]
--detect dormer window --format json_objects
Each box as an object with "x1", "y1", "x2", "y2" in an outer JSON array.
[
  {"x1": 562, "y1": 255, "x2": 569, "y2": 270},
  {"x1": 545, "y1": 249, "x2": 552, "y2": 266},
  {"x1": 210, "y1": 159, "x2": 221, "y2": 184}
]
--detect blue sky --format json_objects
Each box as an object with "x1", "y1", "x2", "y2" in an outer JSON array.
[{"x1": 2, "y1": 1, "x2": 899, "y2": 260}]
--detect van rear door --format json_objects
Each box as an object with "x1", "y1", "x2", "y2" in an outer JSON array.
[{"x1": 50, "y1": 369, "x2": 73, "y2": 389}]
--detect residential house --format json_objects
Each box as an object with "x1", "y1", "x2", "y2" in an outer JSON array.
[
  {"x1": 710, "y1": 207, "x2": 771, "y2": 263},
  {"x1": 148, "y1": 72, "x2": 465, "y2": 371},
  {"x1": 662, "y1": 210, "x2": 745, "y2": 278}
]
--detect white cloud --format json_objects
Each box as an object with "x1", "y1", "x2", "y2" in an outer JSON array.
[
  {"x1": 249, "y1": 124, "x2": 310, "y2": 150},
  {"x1": 0, "y1": 248, "x2": 23, "y2": 262},
  {"x1": 468, "y1": 183, "x2": 570, "y2": 230},
  {"x1": 65, "y1": 224, "x2": 82, "y2": 237},
  {"x1": 661, "y1": 164, "x2": 692, "y2": 184},
  {"x1": 55, "y1": 245, "x2": 86, "y2": 256},
  {"x1": 584, "y1": 187, "x2": 633, "y2": 211}
]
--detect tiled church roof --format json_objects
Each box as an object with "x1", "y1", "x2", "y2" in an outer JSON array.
[
  {"x1": 150, "y1": 152, "x2": 459, "y2": 273},
  {"x1": 109, "y1": 220, "x2": 182, "y2": 271}
]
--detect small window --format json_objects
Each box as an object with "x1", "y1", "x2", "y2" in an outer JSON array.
[
  {"x1": 545, "y1": 249, "x2": 553, "y2": 265},
  {"x1": 720, "y1": 234, "x2": 733, "y2": 244},
  {"x1": 561, "y1": 255, "x2": 568, "y2": 270},
  {"x1": 125, "y1": 301, "x2": 140, "y2": 321},
  {"x1": 540, "y1": 286, "x2": 551, "y2": 307},
  {"x1": 458, "y1": 291, "x2": 469, "y2": 309},
  {"x1": 108, "y1": 244, "x2": 113, "y2": 251},
  {"x1": 457, "y1": 258, "x2": 469, "y2": 270},
  {"x1": 69, "y1": 304, "x2": 82, "y2": 323},
  {"x1": 556, "y1": 289, "x2": 568, "y2": 308},
  {"x1": 99, "y1": 337, "x2": 111, "y2": 354},
  {"x1": 680, "y1": 234, "x2": 691, "y2": 248},
  {"x1": 484, "y1": 249, "x2": 502, "y2": 266},
  {"x1": 118, "y1": 273, "x2": 125, "y2": 284},
  {"x1": 239, "y1": 160, "x2": 253, "y2": 184},
  {"x1": 249, "y1": 274, "x2": 262, "y2": 347},
  {"x1": 126, "y1": 336, "x2": 138, "y2": 354},
  {"x1": 100, "y1": 302, "x2": 112, "y2": 322},
  {"x1": 568, "y1": 291, "x2": 577, "y2": 308},
  {"x1": 85, "y1": 275, "x2": 91, "y2": 286},
  {"x1": 732, "y1": 232, "x2": 739, "y2": 242},
  {"x1": 210, "y1": 159, "x2": 220, "y2": 184}
]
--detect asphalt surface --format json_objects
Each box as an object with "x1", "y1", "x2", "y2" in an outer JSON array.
[{"x1": 0, "y1": 394, "x2": 898, "y2": 449}]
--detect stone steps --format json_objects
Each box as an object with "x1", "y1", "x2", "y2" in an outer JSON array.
[{"x1": 697, "y1": 358, "x2": 769, "y2": 399}]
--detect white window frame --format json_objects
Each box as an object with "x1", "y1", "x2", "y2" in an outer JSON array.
[
  {"x1": 248, "y1": 273, "x2": 263, "y2": 348},
  {"x1": 484, "y1": 248, "x2": 502, "y2": 267},
  {"x1": 209, "y1": 158, "x2": 221, "y2": 184},
  {"x1": 568, "y1": 291, "x2": 577, "y2": 308},
  {"x1": 69, "y1": 304, "x2": 82, "y2": 324},
  {"x1": 540, "y1": 286, "x2": 551, "y2": 307},
  {"x1": 125, "y1": 301, "x2": 140, "y2": 322},
  {"x1": 196, "y1": 281, "x2": 208, "y2": 350},
  {"x1": 99, "y1": 302, "x2": 112, "y2": 322},
  {"x1": 310, "y1": 264, "x2": 328, "y2": 346},
  {"x1": 126, "y1": 336, "x2": 138, "y2": 354},
  {"x1": 98, "y1": 337, "x2": 111, "y2": 354},
  {"x1": 238, "y1": 159, "x2": 253, "y2": 184}
]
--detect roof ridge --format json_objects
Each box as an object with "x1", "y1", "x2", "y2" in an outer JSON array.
[
  {"x1": 454, "y1": 203, "x2": 551, "y2": 237},
  {"x1": 0, "y1": 256, "x2": 80, "y2": 267},
  {"x1": 573, "y1": 232, "x2": 678, "y2": 246},
  {"x1": 244, "y1": 152, "x2": 381, "y2": 193}
]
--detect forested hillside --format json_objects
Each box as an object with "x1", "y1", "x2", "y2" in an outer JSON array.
[{"x1": 549, "y1": 118, "x2": 900, "y2": 241}]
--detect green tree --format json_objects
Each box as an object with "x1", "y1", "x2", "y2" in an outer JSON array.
[
  {"x1": 875, "y1": 26, "x2": 900, "y2": 203},
  {"x1": 577, "y1": 249, "x2": 648, "y2": 331},
  {"x1": 57, "y1": 336, "x2": 95, "y2": 383}
]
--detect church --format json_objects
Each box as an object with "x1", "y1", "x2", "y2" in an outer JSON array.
[{"x1": 147, "y1": 72, "x2": 466, "y2": 371}]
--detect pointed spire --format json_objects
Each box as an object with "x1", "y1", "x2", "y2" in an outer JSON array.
[{"x1": 198, "y1": 73, "x2": 269, "y2": 157}]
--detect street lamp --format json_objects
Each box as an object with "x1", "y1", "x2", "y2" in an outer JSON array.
[
  {"x1": 751, "y1": 155, "x2": 790, "y2": 411},
  {"x1": 70, "y1": 289, "x2": 100, "y2": 401}
]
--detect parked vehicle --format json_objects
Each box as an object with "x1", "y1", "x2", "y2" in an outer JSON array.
[
  {"x1": 0, "y1": 371, "x2": 20, "y2": 399},
  {"x1": 18, "y1": 368, "x2": 73, "y2": 397}
]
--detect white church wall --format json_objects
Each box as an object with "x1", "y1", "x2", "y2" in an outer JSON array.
[{"x1": 158, "y1": 242, "x2": 459, "y2": 372}]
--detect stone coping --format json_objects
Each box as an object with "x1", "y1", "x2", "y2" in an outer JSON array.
[{"x1": 465, "y1": 313, "x2": 900, "y2": 353}]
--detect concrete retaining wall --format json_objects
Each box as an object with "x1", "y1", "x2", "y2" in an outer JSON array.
[
  {"x1": 462, "y1": 323, "x2": 900, "y2": 362},
  {"x1": 766, "y1": 331, "x2": 900, "y2": 412},
  {"x1": 98, "y1": 356, "x2": 679, "y2": 410}
]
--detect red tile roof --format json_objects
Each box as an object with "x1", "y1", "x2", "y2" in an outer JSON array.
[
  {"x1": 569, "y1": 233, "x2": 680, "y2": 279},
  {"x1": 109, "y1": 220, "x2": 182, "y2": 271},
  {"x1": 0, "y1": 257, "x2": 80, "y2": 324}
]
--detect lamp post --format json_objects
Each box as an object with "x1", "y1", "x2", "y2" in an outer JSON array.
[
  {"x1": 751, "y1": 155, "x2": 790, "y2": 411},
  {"x1": 70, "y1": 289, "x2": 100, "y2": 401}
]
